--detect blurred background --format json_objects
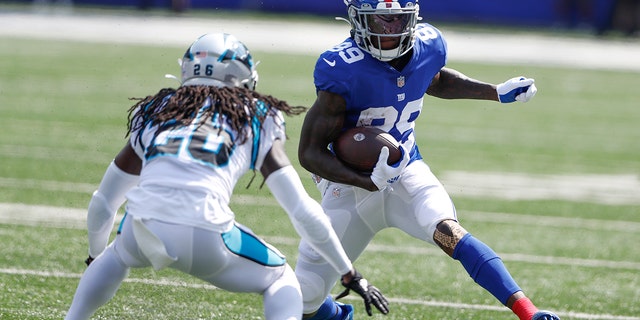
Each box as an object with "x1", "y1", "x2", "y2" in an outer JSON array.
[{"x1": 5, "y1": 0, "x2": 640, "y2": 37}]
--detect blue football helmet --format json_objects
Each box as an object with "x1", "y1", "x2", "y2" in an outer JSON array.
[
  {"x1": 180, "y1": 33, "x2": 258, "y2": 90},
  {"x1": 344, "y1": 0, "x2": 420, "y2": 61}
]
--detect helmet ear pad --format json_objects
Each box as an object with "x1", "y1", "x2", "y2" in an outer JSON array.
[{"x1": 180, "y1": 33, "x2": 258, "y2": 90}]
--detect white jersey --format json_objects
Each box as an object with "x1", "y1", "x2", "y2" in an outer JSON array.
[{"x1": 125, "y1": 99, "x2": 286, "y2": 232}]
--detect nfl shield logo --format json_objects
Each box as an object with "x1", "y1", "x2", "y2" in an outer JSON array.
[{"x1": 397, "y1": 76, "x2": 405, "y2": 88}]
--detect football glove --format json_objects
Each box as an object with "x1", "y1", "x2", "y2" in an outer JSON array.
[
  {"x1": 336, "y1": 269, "x2": 389, "y2": 316},
  {"x1": 370, "y1": 146, "x2": 409, "y2": 191},
  {"x1": 496, "y1": 76, "x2": 537, "y2": 103},
  {"x1": 85, "y1": 255, "x2": 94, "y2": 266}
]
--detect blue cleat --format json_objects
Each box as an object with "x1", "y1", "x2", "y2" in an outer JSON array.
[
  {"x1": 532, "y1": 310, "x2": 560, "y2": 320},
  {"x1": 335, "y1": 301, "x2": 354, "y2": 320},
  {"x1": 305, "y1": 296, "x2": 354, "y2": 320}
]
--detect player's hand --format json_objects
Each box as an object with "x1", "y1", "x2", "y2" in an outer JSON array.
[
  {"x1": 496, "y1": 76, "x2": 537, "y2": 103},
  {"x1": 336, "y1": 269, "x2": 389, "y2": 316},
  {"x1": 85, "y1": 256, "x2": 94, "y2": 266},
  {"x1": 371, "y1": 146, "x2": 409, "y2": 191}
]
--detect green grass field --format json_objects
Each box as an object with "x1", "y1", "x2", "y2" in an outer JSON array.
[{"x1": 1, "y1": 10, "x2": 639, "y2": 320}]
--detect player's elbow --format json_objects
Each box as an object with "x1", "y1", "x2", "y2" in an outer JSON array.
[{"x1": 297, "y1": 146, "x2": 315, "y2": 172}]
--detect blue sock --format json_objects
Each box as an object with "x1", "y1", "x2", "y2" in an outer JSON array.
[
  {"x1": 452, "y1": 233, "x2": 521, "y2": 305},
  {"x1": 305, "y1": 296, "x2": 340, "y2": 320},
  {"x1": 305, "y1": 296, "x2": 339, "y2": 320}
]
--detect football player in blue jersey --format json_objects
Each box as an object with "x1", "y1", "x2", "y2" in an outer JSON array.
[
  {"x1": 295, "y1": 1, "x2": 560, "y2": 320},
  {"x1": 65, "y1": 33, "x2": 388, "y2": 320}
]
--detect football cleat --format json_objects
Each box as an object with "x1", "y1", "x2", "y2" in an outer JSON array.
[
  {"x1": 306, "y1": 296, "x2": 354, "y2": 320},
  {"x1": 532, "y1": 310, "x2": 560, "y2": 320},
  {"x1": 179, "y1": 33, "x2": 258, "y2": 90},
  {"x1": 344, "y1": 0, "x2": 420, "y2": 61},
  {"x1": 335, "y1": 301, "x2": 354, "y2": 320}
]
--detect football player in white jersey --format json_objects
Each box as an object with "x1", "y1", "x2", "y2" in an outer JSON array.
[
  {"x1": 294, "y1": 1, "x2": 561, "y2": 320},
  {"x1": 65, "y1": 33, "x2": 388, "y2": 320}
]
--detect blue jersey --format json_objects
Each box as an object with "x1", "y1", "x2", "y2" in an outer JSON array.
[{"x1": 314, "y1": 23, "x2": 447, "y2": 162}]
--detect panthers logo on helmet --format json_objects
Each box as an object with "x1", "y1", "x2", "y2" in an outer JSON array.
[{"x1": 180, "y1": 33, "x2": 259, "y2": 90}]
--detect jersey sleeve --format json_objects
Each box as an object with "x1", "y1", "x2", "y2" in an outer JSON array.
[
  {"x1": 313, "y1": 39, "x2": 354, "y2": 102},
  {"x1": 416, "y1": 23, "x2": 448, "y2": 67},
  {"x1": 128, "y1": 106, "x2": 148, "y2": 160},
  {"x1": 253, "y1": 109, "x2": 287, "y2": 171}
]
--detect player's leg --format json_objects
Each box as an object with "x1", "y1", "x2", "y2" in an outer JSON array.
[
  {"x1": 262, "y1": 264, "x2": 303, "y2": 320},
  {"x1": 296, "y1": 183, "x2": 379, "y2": 319},
  {"x1": 187, "y1": 223, "x2": 302, "y2": 320},
  {"x1": 435, "y1": 220, "x2": 559, "y2": 320},
  {"x1": 65, "y1": 246, "x2": 130, "y2": 320},
  {"x1": 435, "y1": 220, "x2": 524, "y2": 306},
  {"x1": 64, "y1": 214, "x2": 150, "y2": 320},
  {"x1": 66, "y1": 212, "x2": 159, "y2": 320},
  {"x1": 393, "y1": 161, "x2": 559, "y2": 320}
]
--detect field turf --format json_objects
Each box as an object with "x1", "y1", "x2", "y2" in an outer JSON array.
[{"x1": 0, "y1": 13, "x2": 639, "y2": 320}]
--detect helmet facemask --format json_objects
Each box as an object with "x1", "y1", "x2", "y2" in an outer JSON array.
[
  {"x1": 179, "y1": 33, "x2": 259, "y2": 90},
  {"x1": 347, "y1": 0, "x2": 419, "y2": 61}
]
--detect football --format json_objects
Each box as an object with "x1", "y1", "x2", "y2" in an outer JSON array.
[{"x1": 333, "y1": 127, "x2": 402, "y2": 172}]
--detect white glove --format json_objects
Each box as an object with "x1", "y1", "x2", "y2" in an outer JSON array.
[
  {"x1": 496, "y1": 76, "x2": 537, "y2": 103},
  {"x1": 370, "y1": 146, "x2": 410, "y2": 191}
]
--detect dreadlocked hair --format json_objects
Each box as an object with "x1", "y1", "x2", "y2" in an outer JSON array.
[{"x1": 126, "y1": 85, "x2": 307, "y2": 144}]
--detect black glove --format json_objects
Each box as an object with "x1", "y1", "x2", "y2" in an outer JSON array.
[
  {"x1": 85, "y1": 256, "x2": 94, "y2": 266},
  {"x1": 336, "y1": 269, "x2": 389, "y2": 316}
]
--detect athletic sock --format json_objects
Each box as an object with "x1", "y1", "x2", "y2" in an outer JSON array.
[
  {"x1": 511, "y1": 297, "x2": 538, "y2": 320},
  {"x1": 305, "y1": 296, "x2": 340, "y2": 320},
  {"x1": 452, "y1": 233, "x2": 522, "y2": 305}
]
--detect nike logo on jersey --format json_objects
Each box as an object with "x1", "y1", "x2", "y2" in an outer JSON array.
[{"x1": 323, "y1": 58, "x2": 336, "y2": 67}]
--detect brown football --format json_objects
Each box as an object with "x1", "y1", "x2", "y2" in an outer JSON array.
[{"x1": 333, "y1": 127, "x2": 402, "y2": 172}]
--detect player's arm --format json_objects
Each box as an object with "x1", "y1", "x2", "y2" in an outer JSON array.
[
  {"x1": 262, "y1": 140, "x2": 389, "y2": 315},
  {"x1": 298, "y1": 90, "x2": 378, "y2": 191},
  {"x1": 427, "y1": 67, "x2": 537, "y2": 103},
  {"x1": 262, "y1": 139, "x2": 352, "y2": 274},
  {"x1": 426, "y1": 67, "x2": 499, "y2": 100},
  {"x1": 86, "y1": 142, "x2": 140, "y2": 264}
]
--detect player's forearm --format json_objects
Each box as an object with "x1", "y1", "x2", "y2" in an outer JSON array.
[
  {"x1": 427, "y1": 67, "x2": 499, "y2": 101},
  {"x1": 265, "y1": 166, "x2": 353, "y2": 274},
  {"x1": 299, "y1": 149, "x2": 377, "y2": 191}
]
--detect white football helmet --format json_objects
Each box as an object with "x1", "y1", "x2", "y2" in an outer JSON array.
[
  {"x1": 180, "y1": 33, "x2": 258, "y2": 90},
  {"x1": 344, "y1": 0, "x2": 420, "y2": 61}
]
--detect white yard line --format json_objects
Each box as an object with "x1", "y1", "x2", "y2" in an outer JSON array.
[{"x1": 441, "y1": 171, "x2": 640, "y2": 205}]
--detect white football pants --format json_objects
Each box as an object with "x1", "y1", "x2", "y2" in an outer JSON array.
[
  {"x1": 66, "y1": 215, "x2": 302, "y2": 320},
  {"x1": 296, "y1": 160, "x2": 457, "y2": 313}
]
